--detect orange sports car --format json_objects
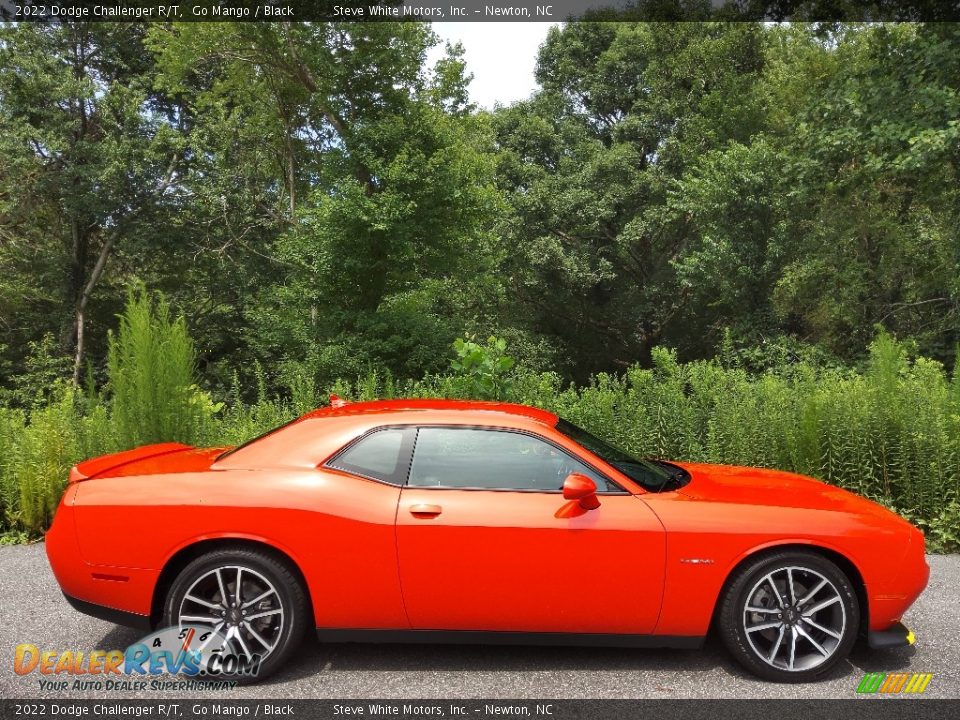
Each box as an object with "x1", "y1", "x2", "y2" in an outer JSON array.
[{"x1": 46, "y1": 398, "x2": 929, "y2": 682}]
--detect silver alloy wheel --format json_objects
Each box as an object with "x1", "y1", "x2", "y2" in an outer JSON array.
[
  {"x1": 742, "y1": 565, "x2": 846, "y2": 672},
  {"x1": 178, "y1": 565, "x2": 284, "y2": 663}
]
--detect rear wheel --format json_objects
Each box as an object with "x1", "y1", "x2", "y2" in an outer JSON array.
[
  {"x1": 163, "y1": 547, "x2": 308, "y2": 683},
  {"x1": 718, "y1": 551, "x2": 859, "y2": 682}
]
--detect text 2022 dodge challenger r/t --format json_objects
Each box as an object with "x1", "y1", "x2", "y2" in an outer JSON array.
[{"x1": 45, "y1": 398, "x2": 929, "y2": 682}]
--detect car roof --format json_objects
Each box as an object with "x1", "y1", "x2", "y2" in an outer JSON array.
[{"x1": 298, "y1": 398, "x2": 558, "y2": 427}]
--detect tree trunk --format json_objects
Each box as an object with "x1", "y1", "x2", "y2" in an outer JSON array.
[
  {"x1": 71, "y1": 236, "x2": 115, "y2": 386},
  {"x1": 72, "y1": 304, "x2": 85, "y2": 387},
  {"x1": 286, "y1": 127, "x2": 296, "y2": 221},
  {"x1": 60, "y1": 218, "x2": 88, "y2": 352}
]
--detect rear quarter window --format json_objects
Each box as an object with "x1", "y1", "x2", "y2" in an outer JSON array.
[{"x1": 327, "y1": 428, "x2": 407, "y2": 484}]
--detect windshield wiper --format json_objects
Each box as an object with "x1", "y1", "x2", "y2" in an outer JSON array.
[{"x1": 648, "y1": 461, "x2": 688, "y2": 491}]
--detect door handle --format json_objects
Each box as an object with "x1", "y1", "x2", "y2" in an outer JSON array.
[{"x1": 409, "y1": 503, "x2": 442, "y2": 518}]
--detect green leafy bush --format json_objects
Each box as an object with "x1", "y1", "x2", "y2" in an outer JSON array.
[
  {"x1": 12, "y1": 391, "x2": 79, "y2": 531},
  {"x1": 449, "y1": 335, "x2": 516, "y2": 399},
  {"x1": 0, "y1": 407, "x2": 26, "y2": 528},
  {"x1": 0, "y1": 304, "x2": 957, "y2": 554},
  {"x1": 108, "y1": 286, "x2": 221, "y2": 448}
]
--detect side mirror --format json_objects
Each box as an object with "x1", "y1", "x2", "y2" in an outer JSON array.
[{"x1": 562, "y1": 473, "x2": 600, "y2": 510}]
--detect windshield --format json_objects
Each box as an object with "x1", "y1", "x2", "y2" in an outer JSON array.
[{"x1": 555, "y1": 419, "x2": 684, "y2": 492}]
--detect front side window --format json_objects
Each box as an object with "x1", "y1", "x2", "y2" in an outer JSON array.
[
  {"x1": 407, "y1": 427, "x2": 619, "y2": 492},
  {"x1": 327, "y1": 428, "x2": 406, "y2": 484}
]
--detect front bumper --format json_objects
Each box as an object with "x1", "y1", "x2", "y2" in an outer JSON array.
[{"x1": 867, "y1": 621, "x2": 916, "y2": 649}]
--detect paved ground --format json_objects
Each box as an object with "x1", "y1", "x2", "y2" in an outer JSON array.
[{"x1": 1, "y1": 544, "x2": 957, "y2": 700}]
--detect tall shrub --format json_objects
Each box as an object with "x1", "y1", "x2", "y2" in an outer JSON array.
[
  {"x1": 13, "y1": 391, "x2": 80, "y2": 531},
  {"x1": 0, "y1": 408, "x2": 26, "y2": 528},
  {"x1": 108, "y1": 287, "x2": 215, "y2": 448}
]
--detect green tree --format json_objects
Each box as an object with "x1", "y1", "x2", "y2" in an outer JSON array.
[
  {"x1": 770, "y1": 24, "x2": 960, "y2": 361},
  {"x1": 0, "y1": 22, "x2": 184, "y2": 385},
  {"x1": 493, "y1": 21, "x2": 768, "y2": 378},
  {"x1": 148, "y1": 22, "x2": 501, "y2": 386},
  {"x1": 494, "y1": 21, "x2": 960, "y2": 373}
]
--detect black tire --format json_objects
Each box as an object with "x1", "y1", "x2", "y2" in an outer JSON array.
[
  {"x1": 163, "y1": 547, "x2": 309, "y2": 683},
  {"x1": 718, "y1": 551, "x2": 859, "y2": 682}
]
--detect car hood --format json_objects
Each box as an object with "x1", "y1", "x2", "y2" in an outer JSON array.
[{"x1": 672, "y1": 461, "x2": 901, "y2": 520}]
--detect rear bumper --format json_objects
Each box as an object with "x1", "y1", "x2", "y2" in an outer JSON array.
[
  {"x1": 46, "y1": 484, "x2": 157, "y2": 618},
  {"x1": 867, "y1": 621, "x2": 915, "y2": 650},
  {"x1": 62, "y1": 592, "x2": 152, "y2": 631}
]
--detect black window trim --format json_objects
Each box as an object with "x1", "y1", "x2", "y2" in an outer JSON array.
[
  {"x1": 404, "y1": 424, "x2": 630, "y2": 495},
  {"x1": 324, "y1": 425, "x2": 417, "y2": 487}
]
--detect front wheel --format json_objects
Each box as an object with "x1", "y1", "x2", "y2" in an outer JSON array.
[
  {"x1": 718, "y1": 551, "x2": 860, "y2": 682},
  {"x1": 163, "y1": 547, "x2": 309, "y2": 683}
]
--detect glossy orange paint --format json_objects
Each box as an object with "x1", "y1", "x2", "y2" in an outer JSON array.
[
  {"x1": 562, "y1": 472, "x2": 602, "y2": 509},
  {"x1": 396, "y1": 487, "x2": 665, "y2": 633},
  {"x1": 45, "y1": 398, "x2": 928, "y2": 644},
  {"x1": 642, "y1": 463, "x2": 928, "y2": 635}
]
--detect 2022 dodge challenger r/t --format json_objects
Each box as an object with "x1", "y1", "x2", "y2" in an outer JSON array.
[{"x1": 46, "y1": 398, "x2": 929, "y2": 682}]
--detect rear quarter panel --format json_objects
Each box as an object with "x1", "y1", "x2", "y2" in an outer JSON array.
[{"x1": 70, "y1": 468, "x2": 406, "y2": 629}]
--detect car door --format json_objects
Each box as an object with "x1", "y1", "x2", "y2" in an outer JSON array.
[{"x1": 395, "y1": 426, "x2": 666, "y2": 634}]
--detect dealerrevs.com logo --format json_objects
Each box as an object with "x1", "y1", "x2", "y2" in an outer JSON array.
[
  {"x1": 14, "y1": 625, "x2": 260, "y2": 691},
  {"x1": 856, "y1": 672, "x2": 934, "y2": 695}
]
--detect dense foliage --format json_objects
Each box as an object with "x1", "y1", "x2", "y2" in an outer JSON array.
[
  {"x1": 1, "y1": 19, "x2": 958, "y2": 548},
  {"x1": 2, "y1": 20, "x2": 957, "y2": 391},
  {"x1": 0, "y1": 293, "x2": 958, "y2": 551}
]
